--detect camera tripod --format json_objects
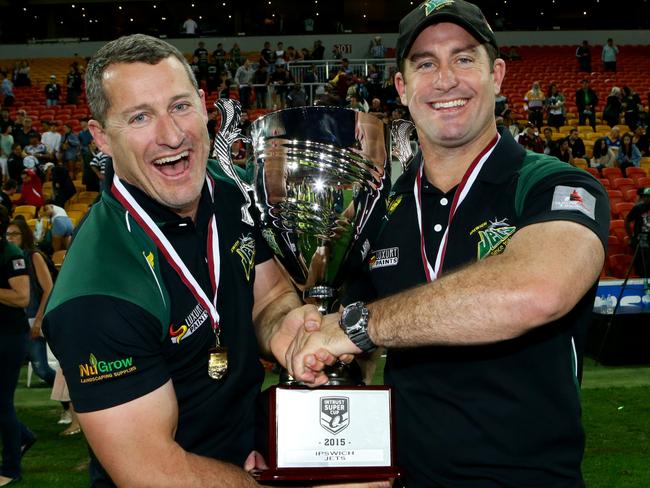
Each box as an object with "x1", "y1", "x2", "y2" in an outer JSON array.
[{"x1": 598, "y1": 232, "x2": 649, "y2": 360}]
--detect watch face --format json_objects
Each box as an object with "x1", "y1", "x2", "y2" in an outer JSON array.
[{"x1": 344, "y1": 307, "x2": 363, "y2": 327}]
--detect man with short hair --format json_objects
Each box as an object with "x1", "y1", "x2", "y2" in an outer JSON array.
[
  {"x1": 234, "y1": 59, "x2": 254, "y2": 110},
  {"x1": 13, "y1": 118, "x2": 39, "y2": 149},
  {"x1": 567, "y1": 128, "x2": 587, "y2": 158},
  {"x1": 45, "y1": 75, "x2": 61, "y2": 107},
  {"x1": 576, "y1": 79, "x2": 598, "y2": 129},
  {"x1": 285, "y1": 1, "x2": 610, "y2": 486},
  {"x1": 602, "y1": 37, "x2": 619, "y2": 72},
  {"x1": 576, "y1": 40, "x2": 591, "y2": 72},
  {"x1": 42, "y1": 33, "x2": 386, "y2": 488},
  {"x1": 40, "y1": 121, "x2": 62, "y2": 162}
]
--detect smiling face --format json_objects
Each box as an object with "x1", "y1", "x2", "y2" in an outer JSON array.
[
  {"x1": 395, "y1": 23, "x2": 505, "y2": 153},
  {"x1": 89, "y1": 57, "x2": 209, "y2": 217}
]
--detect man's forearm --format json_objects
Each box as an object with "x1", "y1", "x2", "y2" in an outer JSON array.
[
  {"x1": 367, "y1": 221, "x2": 604, "y2": 349},
  {"x1": 254, "y1": 288, "x2": 303, "y2": 362}
]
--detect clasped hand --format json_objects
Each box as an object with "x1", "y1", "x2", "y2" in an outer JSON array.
[{"x1": 282, "y1": 310, "x2": 362, "y2": 387}]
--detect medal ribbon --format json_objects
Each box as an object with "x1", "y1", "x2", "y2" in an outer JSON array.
[
  {"x1": 112, "y1": 176, "x2": 222, "y2": 337},
  {"x1": 413, "y1": 134, "x2": 499, "y2": 282}
]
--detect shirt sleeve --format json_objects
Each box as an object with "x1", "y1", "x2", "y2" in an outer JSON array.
[
  {"x1": 3, "y1": 247, "x2": 29, "y2": 280},
  {"x1": 43, "y1": 296, "x2": 170, "y2": 413},
  {"x1": 517, "y1": 170, "x2": 610, "y2": 251}
]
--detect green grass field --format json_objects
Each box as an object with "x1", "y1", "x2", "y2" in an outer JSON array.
[{"x1": 9, "y1": 359, "x2": 650, "y2": 487}]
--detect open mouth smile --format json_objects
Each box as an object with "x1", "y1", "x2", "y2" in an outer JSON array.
[{"x1": 152, "y1": 150, "x2": 190, "y2": 177}]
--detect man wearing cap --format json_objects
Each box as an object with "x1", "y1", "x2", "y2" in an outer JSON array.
[
  {"x1": 285, "y1": 1, "x2": 610, "y2": 486},
  {"x1": 45, "y1": 75, "x2": 61, "y2": 107}
]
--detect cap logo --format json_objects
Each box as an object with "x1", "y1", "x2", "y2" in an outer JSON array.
[{"x1": 422, "y1": 0, "x2": 455, "y2": 15}]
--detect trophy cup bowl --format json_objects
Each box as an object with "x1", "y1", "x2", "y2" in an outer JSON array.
[{"x1": 213, "y1": 99, "x2": 413, "y2": 483}]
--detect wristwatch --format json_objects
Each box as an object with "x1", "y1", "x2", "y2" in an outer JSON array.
[{"x1": 339, "y1": 301, "x2": 376, "y2": 353}]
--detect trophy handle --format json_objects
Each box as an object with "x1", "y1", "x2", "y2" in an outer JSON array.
[
  {"x1": 390, "y1": 119, "x2": 416, "y2": 172},
  {"x1": 212, "y1": 98, "x2": 255, "y2": 226}
]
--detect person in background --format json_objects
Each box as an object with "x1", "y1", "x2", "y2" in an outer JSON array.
[
  {"x1": 602, "y1": 38, "x2": 619, "y2": 72},
  {"x1": 624, "y1": 187, "x2": 650, "y2": 278},
  {"x1": 590, "y1": 137, "x2": 617, "y2": 170},
  {"x1": 553, "y1": 137, "x2": 575, "y2": 165},
  {"x1": 0, "y1": 206, "x2": 35, "y2": 487},
  {"x1": 518, "y1": 123, "x2": 544, "y2": 153},
  {"x1": 524, "y1": 81, "x2": 544, "y2": 129},
  {"x1": 576, "y1": 79, "x2": 598, "y2": 129},
  {"x1": 44, "y1": 75, "x2": 61, "y2": 107},
  {"x1": 616, "y1": 132, "x2": 641, "y2": 176},
  {"x1": 17, "y1": 169, "x2": 44, "y2": 209},
  {"x1": 542, "y1": 127, "x2": 558, "y2": 155},
  {"x1": 567, "y1": 128, "x2": 587, "y2": 158},
  {"x1": 0, "y1": 180, "x2": 16, "y2": 216},
  {"x1": 49, "y1": 162, "x2": 77, "y2": 208},
  {"x1": 39, "y1": 203, "x2": 74, "y2": 252},
  {"x1": 6, "y1": 218, "x2": 56, "y2": 388},
  {"x1": 576, "y1": 40, "x2": 591, "y2": 72},
  {"x1": 605, "y1": 125, "x2": 622, "y2": 149},
  {"x1": 545, "y1": 83, "x2": 565, "y2": 129},
  {"x1": 632, "y1": 124, "x2": 649, "y2": 157},
  {"x1": 603, "y1": 87, "x2": 623, "y2": 128}
]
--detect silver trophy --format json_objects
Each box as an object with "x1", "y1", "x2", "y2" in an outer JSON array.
[
  {"x1": 214, "y1": 99, "x2": 412, "y2": 482},
  {"x1": 214, "y1": 99, "x2": 413, "y2": 313}
]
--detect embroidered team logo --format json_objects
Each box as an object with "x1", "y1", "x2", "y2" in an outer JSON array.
[
  {"x1": 169, "y1": 303, "x2": 209, "y2": 344},
  {"x1": 471, "y1": 218, "x2": 516, "y2": 260},
  {"x1": 551, "y1": 186, "x2": 596, "y2": 220},
  {"x1": 12, "y1": 258, "x2": 26, "y2": 271},
  {"x1": 231, "y1": 233, "x2": 256, "y2": 281},
  {"x1": 369, "y1": 247, "x2": 400, "y2": 270},
  {"x1": 320, "y1": 397, "x2": 350, "y2": 435},
  {"x1": 386, "y1": 194, "x2": 403, "y2": 216},
  {"x1": 422, "y1": 0, "x2": 455, "y2": 16}
]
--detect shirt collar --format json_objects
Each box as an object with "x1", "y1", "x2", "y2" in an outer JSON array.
[
  {"x1": 391, "y1": 126, "x2": 525, "y2": 195},
  {"x1": 116, "y1": 178, "x2": 211, "y2": 230}
]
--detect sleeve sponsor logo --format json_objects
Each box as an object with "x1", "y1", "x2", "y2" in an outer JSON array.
[
  {"x1": 78, "y1": 353, "x2": 136, "y2": 384},
  {"x1": 551, "y1": 186, "x2": 596, "y2": 220},
  {"x1": 369, "y1": 247, "x2": 400, "y2": 270},
  {"x1": 12, "y1": 258, "x2": 26, "y2": 271}
]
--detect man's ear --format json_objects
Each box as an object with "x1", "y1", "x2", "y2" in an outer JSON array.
[
  {"x1": 88, "y1": 119, "x2": 112, "y2": 157},
  {"x1": 395, "y1": 71, "x2": 408, "y2": 107}
]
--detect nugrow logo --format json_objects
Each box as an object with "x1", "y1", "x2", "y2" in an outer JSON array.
[{"x1": 79, "y1": 354, "x2": 136, "y2": 384}]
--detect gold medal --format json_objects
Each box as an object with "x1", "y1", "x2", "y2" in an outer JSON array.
[{"x1": 208, "y1": 346, "x2": 228, "y2": 380}]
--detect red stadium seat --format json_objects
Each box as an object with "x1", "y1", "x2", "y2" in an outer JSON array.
[
  {"x1": 635, "y1": 177, "x2": 650, "y2": 189},
  {"x1": 607, "y1": 190, "x2": 624, "y2": 208},
  {"x1": 602, "y1": 167, "x2": 623, "y2": 186},
  {"x1": 624, "y1": 189, "x2": 638, "y2": 202},
  {"x1": 585, "y1": 167, "x2": 600, "y2": 178},
  {"x1": 612, "y1": 202, "x2": 634, "y2": 220},
  {"x1": 626, "y1": 167, "x2": 647, "y2": 185},
  {"x1": 611, "y1": 177, "x2": 637, "y2": 196}
]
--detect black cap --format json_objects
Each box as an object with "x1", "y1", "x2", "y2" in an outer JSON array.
[{"x1": 396, "y1": 0, "x2": 498, "y2": 69}]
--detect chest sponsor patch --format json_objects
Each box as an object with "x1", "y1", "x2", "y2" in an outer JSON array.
[
  {"x1": 369, "y1": 247, "x2": 399, "y2": 270},
  {"x1": 12, "y1": 257, "x2": 26, "y2": 271},
  {"x1": 551, "y1": 186, "x2": 596, "y2": 219},
  {"x1": 169, "y1": 303, "x2": 210, "y2": 344}
]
